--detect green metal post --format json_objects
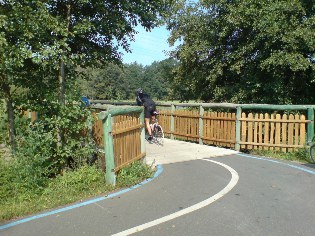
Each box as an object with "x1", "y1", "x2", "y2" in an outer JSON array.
[
  {"x1": 235, "y1": 106, "x2": 242, "y2": 151},
  {"x1": 199, "y1": 105, "x2": 204, "y2": 145},
  {"x1": 307, "y1": 108, "x2": 314, "y2": 144},
  {"x1": 103, "y1": 114, "x2": 116, "y2": 185},
  {"x1": 170, "y1": 104, "x2": 175, "y2": 140}
]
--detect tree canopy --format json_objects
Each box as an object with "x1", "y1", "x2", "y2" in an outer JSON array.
[
  {"x1": 167, "y1": 0, "x2": 315, "y2": 104},
  {"x1": 78, "y1": 58, "x2": 177, "y2": 101},
  {"x1": 0, "y1": 0, "x2": 174, "y2": 154}
]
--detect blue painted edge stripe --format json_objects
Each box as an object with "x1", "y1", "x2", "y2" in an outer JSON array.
[
  {"x1": 0, "y1": 164, "x2": 164, "y2": 230},
  {"x1": 236, "y1": 153, "x2": 315, "y2": 175}
]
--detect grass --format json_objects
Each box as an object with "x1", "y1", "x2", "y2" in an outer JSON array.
[
  {"x1": 248, "y1": 148, "x2": 312, "y2": 163},
  {"x1": 0, "y1": 159, "x2": 154, "y2": 223}
]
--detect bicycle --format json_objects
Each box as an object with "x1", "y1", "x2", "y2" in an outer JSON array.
[{"x1": 149, "y1": 119, "x2": 164, "y2": 146}]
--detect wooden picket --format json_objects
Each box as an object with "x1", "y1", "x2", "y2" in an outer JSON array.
[
  {"x1": 239, "y1": 112, "x2": 307, "y2": 151},
  {"x1": 158, "y1": 110, "x2": 172, "y2": 138},
  {"x1": 202, "y1": 111, "x2": 235, "y2": 147},
  {"x1": 112, "y1": 114, "x2": 144, "y2": 171},
  {"x1": 173, "y1": 109, "x2": 199, "y2": 142},
  {"x1": 92, "y1": 117, "x2": 103, "y2": 148}
]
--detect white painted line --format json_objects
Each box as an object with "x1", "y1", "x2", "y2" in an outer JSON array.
[{"x1": 112, "y1": 159, "x2": 239, "y2": 236}]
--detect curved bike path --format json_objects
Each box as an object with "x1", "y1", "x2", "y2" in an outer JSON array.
[{"x1": 1, "y1": 139, "x2": 315, "y2": 236}]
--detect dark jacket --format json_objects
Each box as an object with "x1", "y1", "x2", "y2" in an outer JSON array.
[{"x1": 136, "y1": 92, "x2": 155, "y2": 108}]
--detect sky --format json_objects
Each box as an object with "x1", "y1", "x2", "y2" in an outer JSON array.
[{"x1": 120, "y1": 25, "x2": 175, "y2": 66}]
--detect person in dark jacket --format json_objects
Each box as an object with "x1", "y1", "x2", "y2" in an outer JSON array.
[{"x1": 136, "y1": 88, "x2": 157, "y2": 142}]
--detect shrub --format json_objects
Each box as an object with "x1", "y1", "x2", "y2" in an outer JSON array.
[
  {"x1": 117, "y1": 160, "x2": 154, "y2": 187},
  {"x1": 42, "y1": 165, "x2": 105, "y2": 197},
  {"x1": 15, "y1": 101, "x2": 96, "y2": 175}
]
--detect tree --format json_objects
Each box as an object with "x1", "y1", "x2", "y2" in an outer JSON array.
[
  {"x1": 41, "y1": 0, "x2": 174, "y2": 104},
  {"x1": 0, "y1": 0, "x2": 174, "y2": 150},
  {"x1": 142, "y1": 59, "x2": 177, "y2": 100},
  {"x1": 77, "y1": 59, "x2": 177, "y2": 101},
  {"x1": 0, "y1": 1, "x2": 51, "y2": 149},
  {"x1": 167, "y1": 0, "x2": 315, "y2": 104},
  {"x1": 78, "y1": 63, "x2": 128, "y2": 100}
]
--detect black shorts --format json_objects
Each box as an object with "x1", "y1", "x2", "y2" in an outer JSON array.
[{"x1": 144, "y1": 104, "x2": 156, "y2": 118}]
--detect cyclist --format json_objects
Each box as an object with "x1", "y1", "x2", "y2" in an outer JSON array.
[{"x1": 136, "y1": 88, "x2": 157, "y2": 142}]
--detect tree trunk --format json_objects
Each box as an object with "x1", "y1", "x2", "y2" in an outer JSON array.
[
  {"x1": 59, "y1": 59, "x2": 66, "y2": 105},
  {"x1": 1, "y1": 79, "x2": 16, "y2": 152},
  {"x1": 57, "y1": 3, "x2": 71, "y2": 167},
  {"x1": 57, "y1": 59, "x2": 66, "y2": 150}
]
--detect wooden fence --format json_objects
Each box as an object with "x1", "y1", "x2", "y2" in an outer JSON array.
[
  {"x1": 239, "y1": 112, "x2": 307, "y2": 152},
  {"x1": 23, "y1": 110, "x2": 38, "y2": 122},
  {"x1": 159, "y1": 109, "x2": 311, "y2": 152},
  {"x1": 91, "y1": 101, "x2": 315, "y2": 154},
  {"x1": 158, "y1": 110, "x2": 236, "y2": 147},
  {"x1": 112, "y1": 114, "x2": 145, "y2": 171},
  {"x1": 94, "y1": 106, "x2": 145, "y2": 185}
]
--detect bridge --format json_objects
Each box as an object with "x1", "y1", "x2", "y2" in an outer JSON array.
[{"x1": 2, "y1": 138, "x2": 315, "y2": 235}]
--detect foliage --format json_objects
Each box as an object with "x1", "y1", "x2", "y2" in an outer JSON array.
[
  {"x1": 249, "y1": 148, "x2": 310, "y2": 163},
  {"x1": 15, "y1": 100, "x2": 96, "y2": 173},
  {"x1": 167, "y1": 0, "x2": 315, "y2": 104},
  {"x1": 77, "y1": 58, "x2": 177, "y2": 101},
  {"x1": 0, "y1": 0, "x2": 175, "y2": 151},
  {"x1": 116, "y1": 160, "x2": 154, "y2": 187},
  {"x1": 0, "y1": 161, "x2": 108, "y2": 222},
  {"x1": 142, "y1": 59, "x2": 178, "y2": 100},
  {"x1": 77, "y1": 63, "x2": 130, "y2": 100},
  {"x1": 1, "y1": 0, "x2": 174, "y2": 69},
  {"x1": 0, "y1": 156, "x2": 49, "y2": 207},
  {"x1": 41, "y1": 165, "x2": 107, "y2": 198},
  {"x1": 0, "y1": 160, "x2": 153, "y2": 222}
]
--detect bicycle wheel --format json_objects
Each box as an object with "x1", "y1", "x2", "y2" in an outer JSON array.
[
  {"x1": 153, "y1": 124, "x2": 164, "y2": 145},
  {"x1": 310, "y1": 144, "x2": 315, "y2": 163}
]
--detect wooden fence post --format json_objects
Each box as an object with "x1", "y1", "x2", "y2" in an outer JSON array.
[
  {"x1": 140, "y1": 109, "x2": 145, "y2": 155},
  {"x1": 199, "y1": 105, "x2": 204, "y2": 145},
  {"x1": 170, "y1": 104, "x2": 175, "y2": 140},
  {"x1": 27, "y1": 110, "x2": 32, "y2": 119},
  {"x1": 235, "y1": 106, "x2": 242, "y2": 151},
  {"x1": 307, "y1": 108, "x2": 314, "y2": 144},
  {"x1": 103, "y1": 114, "x2": 116, "y2": 185}
]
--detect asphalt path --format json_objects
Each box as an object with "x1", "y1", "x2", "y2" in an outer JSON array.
[{"x1": 1, "y1": 140, "x2": 315, "y2": 236}]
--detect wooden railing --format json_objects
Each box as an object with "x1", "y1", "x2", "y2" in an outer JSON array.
[
  {"x1": 158, "y1": 110, "x2": 236, "y2": 148},
  {"x1": 94, "y1": 106, "x2": 145, "y2": 185},
  {"x1": 91, "y1": 100, "x2": 315, "y2": 154},
  {"x1": 239, "y1": 112, "x2": 307, "y2": 152}
]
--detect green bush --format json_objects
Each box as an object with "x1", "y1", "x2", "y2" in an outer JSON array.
[
  {"x1": 0, "y1": 157, "x2": 49, "y2": 205},
  {"x1": 117, "y1": 160, "x2": 154, "y2": 187},
  {"x1": 42, "y1": 165, "x2": 106, "y2": 197},
  {"x1": 0, "y1": 160, "x2": 154, "y2": 222},
  {"x1": 15, "y1": 101, "x2": 96, "y2": 175}
]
